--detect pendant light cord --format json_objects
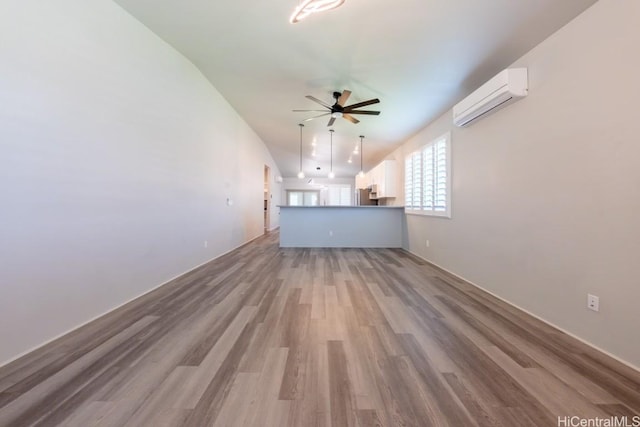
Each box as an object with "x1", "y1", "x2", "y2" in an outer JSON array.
[
  {"x1": 330, "y1": 129, "x2": 334, "y2": 173},
  {"x1": 360, "y1": 135, "x2": 364, "y2": 173},
  {"x1": 299, "y1": 124, "x2": 303, "y2": 171}
]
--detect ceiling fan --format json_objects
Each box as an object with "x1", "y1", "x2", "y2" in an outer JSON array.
[{"x1": 293, "y1": 90, "x2": 380, "y2": 126}]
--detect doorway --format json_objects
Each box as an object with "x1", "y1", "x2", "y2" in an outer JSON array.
[{"x1": 263, "y1": 165, "x2": 270, "y2": 233}]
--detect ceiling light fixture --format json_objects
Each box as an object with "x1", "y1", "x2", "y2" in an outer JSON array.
[
  {"x1": 358, "y1": 135, "x2": 365, "y2": 178},
  {"x1": 328, "y1": 129, "x2": 335, "y2": 179},
  {"x1": 290, "y1": 0, "x2": 345, "y2": 24},
  {"x1": 297, "y1": 124, "x2": 305, "y2": 179}
]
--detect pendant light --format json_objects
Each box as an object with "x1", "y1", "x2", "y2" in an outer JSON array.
[
  {"x1": 358, "y1": 135, "x2": 365, "y2": 178},
  {"x1": 328, "y1": 129, "x2": 335, "y2": 179},
  {"x1": 297, "y1": 124, "x2": 305, "y2": 179}
]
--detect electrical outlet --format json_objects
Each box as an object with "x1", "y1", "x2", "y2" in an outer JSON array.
[
  {"x1": 426, "y1": 239, "x2": 430, "y2": 247},
  {"x1": 587, "y1": 294, "x2": 599, "y2": 312}
]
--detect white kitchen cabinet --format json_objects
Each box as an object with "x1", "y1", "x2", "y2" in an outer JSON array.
[{"x1": 369, "y1": 159, "x2": 397, "y2": 198}]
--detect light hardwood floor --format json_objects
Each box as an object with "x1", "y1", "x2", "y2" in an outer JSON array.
[{"x1": 1, "y1": 231, "x2": 639, "y2": 426}]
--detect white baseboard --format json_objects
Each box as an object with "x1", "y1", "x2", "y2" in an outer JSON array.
[
  {"x1": 0, "y1": 233, "x2": 266, "y2": 369},
  {"x1": 407, "y1": 250, "x2": 640, "y2": 374}
]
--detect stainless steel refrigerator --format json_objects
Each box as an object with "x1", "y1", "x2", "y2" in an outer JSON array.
[{"x1": 355, "y1": 188, "x2": 377, "y2": 206}]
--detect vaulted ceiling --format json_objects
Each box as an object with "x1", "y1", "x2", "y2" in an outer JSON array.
[{"x1": 113, "y1": 0, "x2": 598, "y2": 177}]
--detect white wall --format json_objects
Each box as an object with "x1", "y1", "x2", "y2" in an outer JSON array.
[
  {"x1": 390, "y1": 0, "x2": 640, "y2": 368},
  {"x1": 0, "y1": 0, "x2": 281, "y2": 365}
]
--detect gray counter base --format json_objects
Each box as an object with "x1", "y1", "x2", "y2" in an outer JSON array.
[{"x1": 279, "y1": 206, "x2": 404, "y2": 248}]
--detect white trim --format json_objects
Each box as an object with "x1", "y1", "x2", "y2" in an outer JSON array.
[
  {"x1": 0, "y1": 233, "x2": 266, "y2": 369},
  {"x1": 407, "y1": 250, "x2": 640, "y2": 374}
]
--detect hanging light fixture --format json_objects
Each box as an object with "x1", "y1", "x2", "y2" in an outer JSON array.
[
  {"x1": 358, "y1": 135, "x2": 365, "y2": 178},
  {"x1": 290, "y1": 0, "x2": 346, "y2": 24},
  {"x1": 328, "y1": 129, "x2": 335, "y2": 179},
  {"x1": 297, "y1": 124, "x2": 305, "y2": 179}
]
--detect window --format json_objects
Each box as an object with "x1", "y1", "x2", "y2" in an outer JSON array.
[
  {"x1": 405, "y1": 132, "x2": 451, "y2": 217},
  {"x1": 327, "y1": 184, "x2": 352, "y2": 206},
  {"x1": 287, "y1": 190, "x2": 319, "y2": 206}
]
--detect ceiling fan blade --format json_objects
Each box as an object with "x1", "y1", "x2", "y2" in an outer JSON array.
[
  {"x1": 345, "y1": 110, "x2": 380, "y2": 115},
  {"x1": 327, "y1": 117, "x2": 336, "y2": 126},
  {"x1": 344, "y1": 98, "x2": 380, "y2": 110},
  {"x1": 305, "y1": 95, "x2": 332, "y2": 109},
  {"x1": 337, "y1": 90, "x2": 351, "y2": 106},
  {"x1": 303, "y1": 113, "x2": 330, "y2": 122},
  {"x1": 342, "y1": 114, "x2": 360, "y2": 124},
  {"x1": 293, "y1": 109, "x2": 328, "y2": 112}
]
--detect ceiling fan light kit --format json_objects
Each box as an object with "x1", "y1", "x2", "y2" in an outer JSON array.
[
  {"x1": 294, "y1": 89, "x2": 381, "y2": 126},
  {"x1": 290, "y1": 0, "x2": 346, "y2": 24}
]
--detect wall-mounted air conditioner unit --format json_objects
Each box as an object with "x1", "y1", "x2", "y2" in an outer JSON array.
[{"x1": 453, "y1": 68, "x2": 528, "y2": 127}]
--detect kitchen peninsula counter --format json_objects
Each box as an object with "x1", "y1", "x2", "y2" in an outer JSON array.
[{"x1": 278, "y1": 205, "x2": 404, "y2": 248}]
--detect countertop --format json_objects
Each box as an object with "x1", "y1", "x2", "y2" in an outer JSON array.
[{"x1": 277, "y1": 205, "x2": 404, "y2": 209}]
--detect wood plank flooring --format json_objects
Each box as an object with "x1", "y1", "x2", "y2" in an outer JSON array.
[{"x1": 1, "y1": 231, "x2": 639, "y2": 426}]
